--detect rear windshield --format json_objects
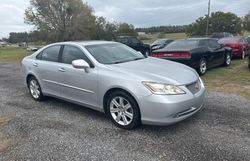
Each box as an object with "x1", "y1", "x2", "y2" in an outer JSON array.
[
  {"x1": 165, "y1": 40, "x2": 198, "y2": 50},
  {"x1": 152, "y1": 39, "x2": 167, "y2": 45},
  {"x1": 211, "y1": 33, "x2": 224, "y2": 38},
  {"x1": 218, "y1": 37, "x2": 240, "y2": 43}
]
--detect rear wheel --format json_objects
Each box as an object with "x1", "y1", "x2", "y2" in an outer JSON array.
[
  {"x1": 28, "y1": 76, "x2": 44, "y2": 101},
  {"x1": 106, "y1": 91, "x2": 141, "y2": 130},
  {"x1": 144, "y1": 50, "x2": 150, "y2": 56},
  {"x1": 197, "y1": 58, "x2": 207, "y2": 75},
  {"x1": 224, "y1": 53, "x2": 231, "y2": 66},
  {"x1": 241, "y1": 50, "x2": 245, "y2": 59}
]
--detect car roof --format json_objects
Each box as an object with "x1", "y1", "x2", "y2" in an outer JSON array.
[
  {"x1": 186, "y1": 37, "x2": 212, "y2": 41},
  {"x1": 50, "y1": 40, "x2": 117, "y2": 46}
]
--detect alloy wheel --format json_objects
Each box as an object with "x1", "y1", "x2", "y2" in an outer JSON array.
[
  {"x1": 109, "y1": 96, "x2": 133, "y2": 126},
  {"x1": 29, "y1": 79, "x2": 40, "y2": 99},
  {"x1": 226, "y1": 54, "x2": 231, "y2": 65},
  {"x1": 242, "y1": 51, "x2": 245, "y2": 59},
  {"x1": 200, "y1": 59, "x2": 207, "y2": 74}
]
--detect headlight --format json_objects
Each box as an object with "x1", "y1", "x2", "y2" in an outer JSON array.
[{"x1": 142, "y1": 82, "x2": 186, "y2": 95}]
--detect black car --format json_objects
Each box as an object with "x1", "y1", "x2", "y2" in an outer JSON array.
[
  {"x1": 150, "y1": 38, "x2": 174, "y2": 51},
  {"x1": 211, "y1": 32, "x2": 233, "y2": 39},
  {"x1": 151, "y1": 38, "x2": 232, "y2": 75},
  {"x1": 116, "y1": 36, "x2": 151, "y2": 56}
]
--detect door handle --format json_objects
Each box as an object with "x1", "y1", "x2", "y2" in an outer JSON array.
[
  {"x1": 58, "y1": 67, "x2": 66, "y2": 72},
  {"x1": 32, "y1": 62, "x2": 38, "y2": 67}
]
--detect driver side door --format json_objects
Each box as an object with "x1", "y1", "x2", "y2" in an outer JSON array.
[
  {"x1": 57, "y1": 45, "x2": 99, "y2": 108},
  {"x1": 208, "y1": 39, "x2": 225, "y2": 67}
]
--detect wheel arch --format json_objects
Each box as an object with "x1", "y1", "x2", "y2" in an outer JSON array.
[{"x1": 103, "y1": 87, "x2": 141, "y2": 117}]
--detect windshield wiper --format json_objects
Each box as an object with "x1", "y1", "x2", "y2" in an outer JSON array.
[
  {"x1": 133, "y1": 57, "x2": 145, "y2": 60},
  {"x1": 113, "y1": 60, "x2": 130, "y2": 64},
  {"x1": 113, "y1": 57, "x2": 145, "y2": 64}
]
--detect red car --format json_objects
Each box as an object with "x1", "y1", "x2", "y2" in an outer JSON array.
[{"x1": 218, "y1": 36, "x2": 250, "y2": 59}]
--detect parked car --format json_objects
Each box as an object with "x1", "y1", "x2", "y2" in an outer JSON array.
[
  {"x1": 150, "y1": 38, "x2": 174, "y2": 51},
  {"x1": 211, "y1": 32, "x2": 233, "y2": 39},
  {"x1": 116, "y1": 36, "x2": 151, "y2": 56},
  {"x1": 218, "y1": 36, "x2": 250, "y2": 59},
  {"x1": 27, "y1": 46, "x2": 39, "y2": 52},
  {"x1": 151, "y1": 38, "x2": 232, "y2": 75},
  {"x1": 21, "y1": 41, "x2": 205, "y2": 129}
]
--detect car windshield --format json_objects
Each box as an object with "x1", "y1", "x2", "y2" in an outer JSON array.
[
  {"x1": 219, "y1": 37, "x2": 240, "y2": 43},
  {"x1": 85, "y1": 43, "x2": 145, "y2": 64},
  {"x1": 152, "y1": 39, "x2": 166, "y2": 45},
  {"x1": 165, "y1": 40, "x2": 198, "y2": 50}
]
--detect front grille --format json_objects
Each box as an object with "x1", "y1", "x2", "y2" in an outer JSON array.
[{"x1": 186, "y1": 80, "x2": 201, "y2": 94}]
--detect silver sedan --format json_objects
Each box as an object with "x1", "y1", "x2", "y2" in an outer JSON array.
[{"x1": 21, "y1": 41, "x2": 205, "y2": 129}]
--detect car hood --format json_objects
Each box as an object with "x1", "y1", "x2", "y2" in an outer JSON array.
[{"x1": 107, "y1": 57, "x2": 199, "y2": 85}]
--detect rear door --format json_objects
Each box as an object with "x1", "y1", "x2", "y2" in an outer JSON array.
[
  {"x1": 34, "y1": 45, "x2": 63, "y2": 96},
  {"x1": 57, "y1": 45, "x2": 99, "y2": 107}
]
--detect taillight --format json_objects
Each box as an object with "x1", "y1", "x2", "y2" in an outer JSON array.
[
  {"x1": 228, "y1": 43, "x2": 240, "y2": 49},
  {"x1": 151, "y1": 52, "x2": 191, "y2": 58}
]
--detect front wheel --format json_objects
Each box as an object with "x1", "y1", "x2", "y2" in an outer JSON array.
[
  {"x1": 224, "y1": 53, "x2": 231, "y2": 66},
  {"x1": 106, "y1": 91, "x2": 141, "y2": 130},
  {"x1": 197, "y1": 58, "x2": 207, "y2": 75}
]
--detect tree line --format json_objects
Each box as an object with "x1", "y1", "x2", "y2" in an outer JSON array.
[{"x1": 3, "y1": 0, "x2": 250, "y2": 43}]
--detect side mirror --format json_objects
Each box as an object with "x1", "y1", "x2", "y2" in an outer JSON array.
[{"x1": 72, "y1": 59, "x2": 90, "y2": 72}]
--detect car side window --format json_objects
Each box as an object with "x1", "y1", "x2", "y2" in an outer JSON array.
[
  {"x1": 208, "y1": 40, "x2": 220, "y2": 49},
  {"x1": 61, "y1": 45, "x2": 92, "y2": 66},
  {"x1": 118, "y1": 38, "x2": 129, "y2": 45},
  {"x1": 38, "y1": 45, "x2": 61, "y2": 62},
  {"x1": 131, "y1": 38, "x2": 140, "y2": 44}
]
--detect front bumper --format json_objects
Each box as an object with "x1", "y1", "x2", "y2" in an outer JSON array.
[{"x1": 139, "y1": 80, "x2": 206, "y2": 126}]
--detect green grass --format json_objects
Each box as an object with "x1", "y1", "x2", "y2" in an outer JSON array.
[
  {"x1": 143, "y1": 32, "x2": 187, "y2": 43},
  {"x1": 0, "y1": 46, "x2": 31, "y2": 63},
  {"x1": 202, "y1": 59, "x2": 250, "y2": 100}
]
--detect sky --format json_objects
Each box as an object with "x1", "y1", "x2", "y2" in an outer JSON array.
[{"x1": 0, "y1": 0, "x2": 249, "y2": 38}]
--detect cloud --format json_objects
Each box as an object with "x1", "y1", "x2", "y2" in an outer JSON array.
[
  {"x1": 87, "y1": 0, "x2": 249, "y2": 27},
  {"x1": 0, "y1": 0, "x2": 32, "y2": 38},
  {"x1": 0, "y1": 0, "x2": 249, "y2": 38}
]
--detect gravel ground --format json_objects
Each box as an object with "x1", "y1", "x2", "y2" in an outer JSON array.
[{"x1": 0, "y1": 62, "x2": 249, "y2": 161}]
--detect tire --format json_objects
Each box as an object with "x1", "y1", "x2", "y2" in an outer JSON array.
[
  {"x1": 28, "y1": 76, "x2": 44, "y2": 101},
  {"x1": 197, "y1": 58, "x2": 207, "y2": 75},
  {"x1": 224, "y1": 53, "x2": 231, "y2": 66},
  {"x1": 106, "y1": 91, "x2": 141, "y2": 130},
  {"x1": 144, "y1": 50, "x2": 150, "y2": 57},
  {"x1": 241, "y1": 50, "x2": 245, "y2": 59}
]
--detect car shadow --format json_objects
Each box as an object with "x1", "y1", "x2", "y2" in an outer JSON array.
[{"x1": 41, "y1": 96, "x2": 202, "y2": 134}]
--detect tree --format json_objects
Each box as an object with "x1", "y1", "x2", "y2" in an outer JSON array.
[
  {"x1": 117, "y1": 23, "x2": 137, "y2": 37},
  {"x1": 95, "y1": 17, "x2": 137, "y2": 40},
  {"x1": 187, "y1": 12, "x2": 242, "y2": 36},
  {"x1": 8, "y1": 32, "x2": 29, "y2": 43},
  {"x1": 244, "y1": 11, "x2": 250, "y2": 32},
  {"x1": 24, "y1": 0, "x2": 96, "y2": 42}
]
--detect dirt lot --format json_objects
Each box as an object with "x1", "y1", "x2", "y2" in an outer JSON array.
[{"x1": 0, "y1": 62, "x2": 250, "y2": 161}]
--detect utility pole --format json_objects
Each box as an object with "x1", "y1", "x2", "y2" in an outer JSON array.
[{"x1": 206, "y1": 0, "x2": 211, "y2": 36}]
